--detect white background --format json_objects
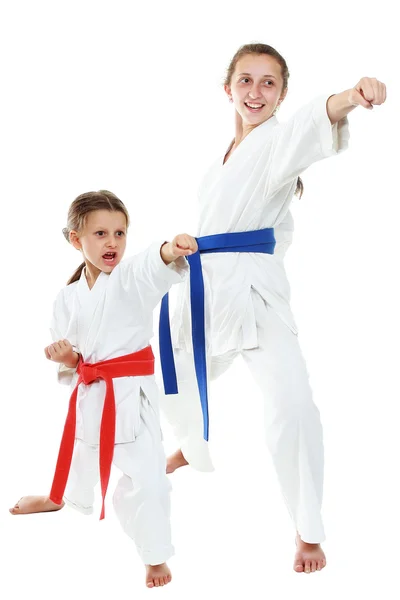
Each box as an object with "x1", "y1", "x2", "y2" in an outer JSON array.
[{"x1": 1, "y1": 1, "x2": 399, "y2": 598}]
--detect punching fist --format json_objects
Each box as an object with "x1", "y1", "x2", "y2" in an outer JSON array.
[
  {"x1": 348, "y1": 77, "x2": 387, "y2": 109},
  {"x1": 161, "y1": 234, "x2": 198, "y2": 264},
  {"x1": 44, "y1": 339, "x2": 79, "y2": 368}
]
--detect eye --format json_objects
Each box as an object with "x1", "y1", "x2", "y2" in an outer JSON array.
[
  {"x1": 95, "y1": 231, "x2": 105, "y2": 236},
  {"x1": 239, "y1": 77, "x2": 251, "y2": 84},
  {"x1": 264, "y1": 80, "x2": 274, "y2": 86},
  {"x1": 116, "y1": 231, "x2": 126, "y2": 237}
]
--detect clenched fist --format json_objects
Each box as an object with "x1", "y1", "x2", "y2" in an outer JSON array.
[
  {"x1": 44, "y1": 339, "x2": 79, "y2": 368},
  {"x1": 161, "y1": 234, "x2": 198, "y2": 264},
  {"x1": 348, "y1": 77, "x2": 387, "y2": 110}
]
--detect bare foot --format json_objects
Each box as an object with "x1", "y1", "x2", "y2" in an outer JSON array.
[
  {"x1": 166, "y1": 449, "x2": 188, "y2": 474},
  {"x1": 9, "y1": 496, "x2": 65, "y2": 515},
  {"x1": 293, "y1": 533, "x2": 326, "y2": 574},
  {"x1": 146, "y1": 563, "x2": 172, "y2": 588}
]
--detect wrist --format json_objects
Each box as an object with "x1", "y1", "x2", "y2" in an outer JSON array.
[
  {"x1": 63, "y1": 352, "x2": 79, "y2": 369},
  {"x1": 160, "y1": 242, "x2": 175, "y2": 265},
  {"x1": 327, "y1": 90, "x2": 357, "y2": 124}
]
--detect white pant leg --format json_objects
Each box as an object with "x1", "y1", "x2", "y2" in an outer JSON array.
[
  {"x1": 161, "y1": 349, "x2": 236, "y2": 471},
  {"x1": 64, "y1": 439, "x2": 99, "y2": 515},
  {"x1": 112, "y1": 392, "x2": 174, "y2": 566},
  {"x1": 241, "y1": 292, "x2": 325, "y2": 543}
]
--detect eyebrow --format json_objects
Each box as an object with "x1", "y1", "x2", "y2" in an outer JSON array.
[
  {"x1": 237, "y1": 73, "x2": 277, "y2": 78},
  {"x1": 92, "y1": 225, "x2": 126, "y2": 230}
]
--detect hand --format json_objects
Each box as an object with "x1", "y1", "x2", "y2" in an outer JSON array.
[
  {"x1": 348, "y1": 77, "x2": 387, "y2": 110},
  {"x1": 171, "y1": 233, "x2": 198, "y2": 257},
  {"x1": 161, "y1": 234, "x2": 198, "y2": 264},
  {"x1": 44, "y1": 339, "x2": 79, "y2": 368}
]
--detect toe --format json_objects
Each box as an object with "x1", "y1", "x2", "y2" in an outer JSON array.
[
  {"x1": 147, "y1": 581, "x2": 154, "y2": 588},
  {"x1": 154, "y1": 578, "x2": 160, "y2": 587},
  {"x1": 305, "y1": 560, "x2": 311, "y2": 574},
  {"x1": 311, "y1": 560, "x2": 317, "y2": 572},
  {"x1": 294, "y1": 562, "x2": 304, "y2": 573},
  {"x1": 9, "y1": 506, "x2": 20, "y2": 515}
]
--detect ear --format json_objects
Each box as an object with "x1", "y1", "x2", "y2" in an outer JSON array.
[
  {"x1": 69, "y1": 230, "x2": 82, "y2": 251},
  {"x1": 278, "y1": 87, "x2": 288, "y2": 105},
  {"x1": 224, "y1": 84, "x2": 233, "y2": 102}
]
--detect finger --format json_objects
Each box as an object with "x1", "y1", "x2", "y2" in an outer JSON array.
[
  {"x1": 369, "y1": 79, "x2": 383, "y2": 105},
  {"x1": 377, "y1": 81, "x2": 386, "y2": 104},
  {"x1": 373, "y1": 79, "x2": 384, "y2": 104},
  {"x1": 358, "y1": 78, "x2": 375, "y2": 102},
  {"x1": 48, "y1": 345, "x2": 58, "y2": 358},
  {"x1": 188, "y1": 236, "x2": 198, "y2": 252},
  {"x1": 349, "y1": 88, "x2": 371, "y2": 109},
  {"x1": 44, "y1": 347, "x2": 51, "y2": 360},
  {"x1": 183, "y1": 234, "x2": 193, "y2": 248},
  {"x1": 181, "y1": 234, "x2": 198, "y2": 253},
  {"x1": 176, "y1": 237, "x2": 193, "y2": 251},
  {"x1": 180, "y1": 234, "x2": 192, "y2": 246}
]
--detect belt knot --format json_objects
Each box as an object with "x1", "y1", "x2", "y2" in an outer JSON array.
[{"x1": 80, "y1": 363, "x2": 99, "y2": 385}]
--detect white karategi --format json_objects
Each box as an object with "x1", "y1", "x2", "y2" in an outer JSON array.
[
  {"x1": 162, "y1": 95, "x2": 350, "y2": 543},
  {"x1": 51, "y1": 242, "x2": 187, "y2": 565}
]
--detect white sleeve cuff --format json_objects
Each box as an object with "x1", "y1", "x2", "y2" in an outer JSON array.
[
  {"x1": 57, "y1": 363, "x2": 76, "y2": 386},
  {"x1": 312, "y1": 95, "x2": 350, "y2": 156},
  {"x1": 152, "y1": 241, "x2": 189, "y2": 283}
]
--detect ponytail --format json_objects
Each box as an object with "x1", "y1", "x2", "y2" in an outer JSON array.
[
  {"x1": 295, "y1": 177, "x2": 304, "y2": 198},
  {"x1": 67, "y1": 262, "x2": 85, "y2": 285}
]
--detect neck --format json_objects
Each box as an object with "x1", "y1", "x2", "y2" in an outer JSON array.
[
  {"x1": 234, "y1": 112, "x2": 274, "y2": 148},
  {"x1": 84, "y1": 261, "x2": 102, "y2": 289}
]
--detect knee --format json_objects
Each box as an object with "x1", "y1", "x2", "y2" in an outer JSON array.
[{"x1": 265, "y1": 395, "x2": 321, "y2": 430}]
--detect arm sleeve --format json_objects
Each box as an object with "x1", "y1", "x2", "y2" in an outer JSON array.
[
  {"x1": 117, "y1": 241, "x2": 189, "y2": 312},
  {"x1": 268, "y1": 95, "x2": 350, "y2": 193},
  {"x1": 49, "y1": 289, "x2": 78, "y2": 386}
]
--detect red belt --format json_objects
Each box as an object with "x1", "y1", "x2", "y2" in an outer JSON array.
[{"x1": 49, "y1": 345, "x2": 155, "y2": 519}]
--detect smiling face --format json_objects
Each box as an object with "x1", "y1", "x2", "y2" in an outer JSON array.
[
  {"x1": 225, "y1": 53, "x2": 287, "y2": 127},
  {"x1": 70, "y1": 209, "x2": 128, "y2": 274}
]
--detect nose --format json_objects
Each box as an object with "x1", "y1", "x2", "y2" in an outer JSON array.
[
  {"x1": 105, "y1": 235, "x2": 118, "y2": 248},
  {"x1": 249, "y1": 83, "x2": 261, "y2": 99}
]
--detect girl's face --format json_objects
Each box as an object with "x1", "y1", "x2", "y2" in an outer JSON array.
[
  {"x1": 70, "y1": 209, "x2": 128, "y2": 274},
  {"x1": 225, "y1": 54, "x2": 287, "y2": 127}
]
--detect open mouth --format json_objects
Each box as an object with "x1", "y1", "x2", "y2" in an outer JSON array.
[
  {"x1": 102, "y1": 252, "x2": 117, "y2": 264},
  {"x1": 244, "y1": 102, "x2": 265, "y2": 112}
]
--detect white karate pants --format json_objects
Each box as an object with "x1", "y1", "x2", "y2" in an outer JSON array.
[
  {"x1": 64, "y1": 392, "x2": 174, "y2": 565},
  {"x1": 163, "y1": 291, "x2": 325, "y2": 543}
]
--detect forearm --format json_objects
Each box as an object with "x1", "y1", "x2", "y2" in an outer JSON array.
[
  {"x1": 160, "y1": 242, "x2": 175, "y2": 265},
  {"x1": 326, "y1": 91, "x2": 358, "y2": 125}
]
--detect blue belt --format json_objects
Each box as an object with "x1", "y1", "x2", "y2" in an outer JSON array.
[{"x1": 159, "y1": 228, "x2": 276, "y2": 441}]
